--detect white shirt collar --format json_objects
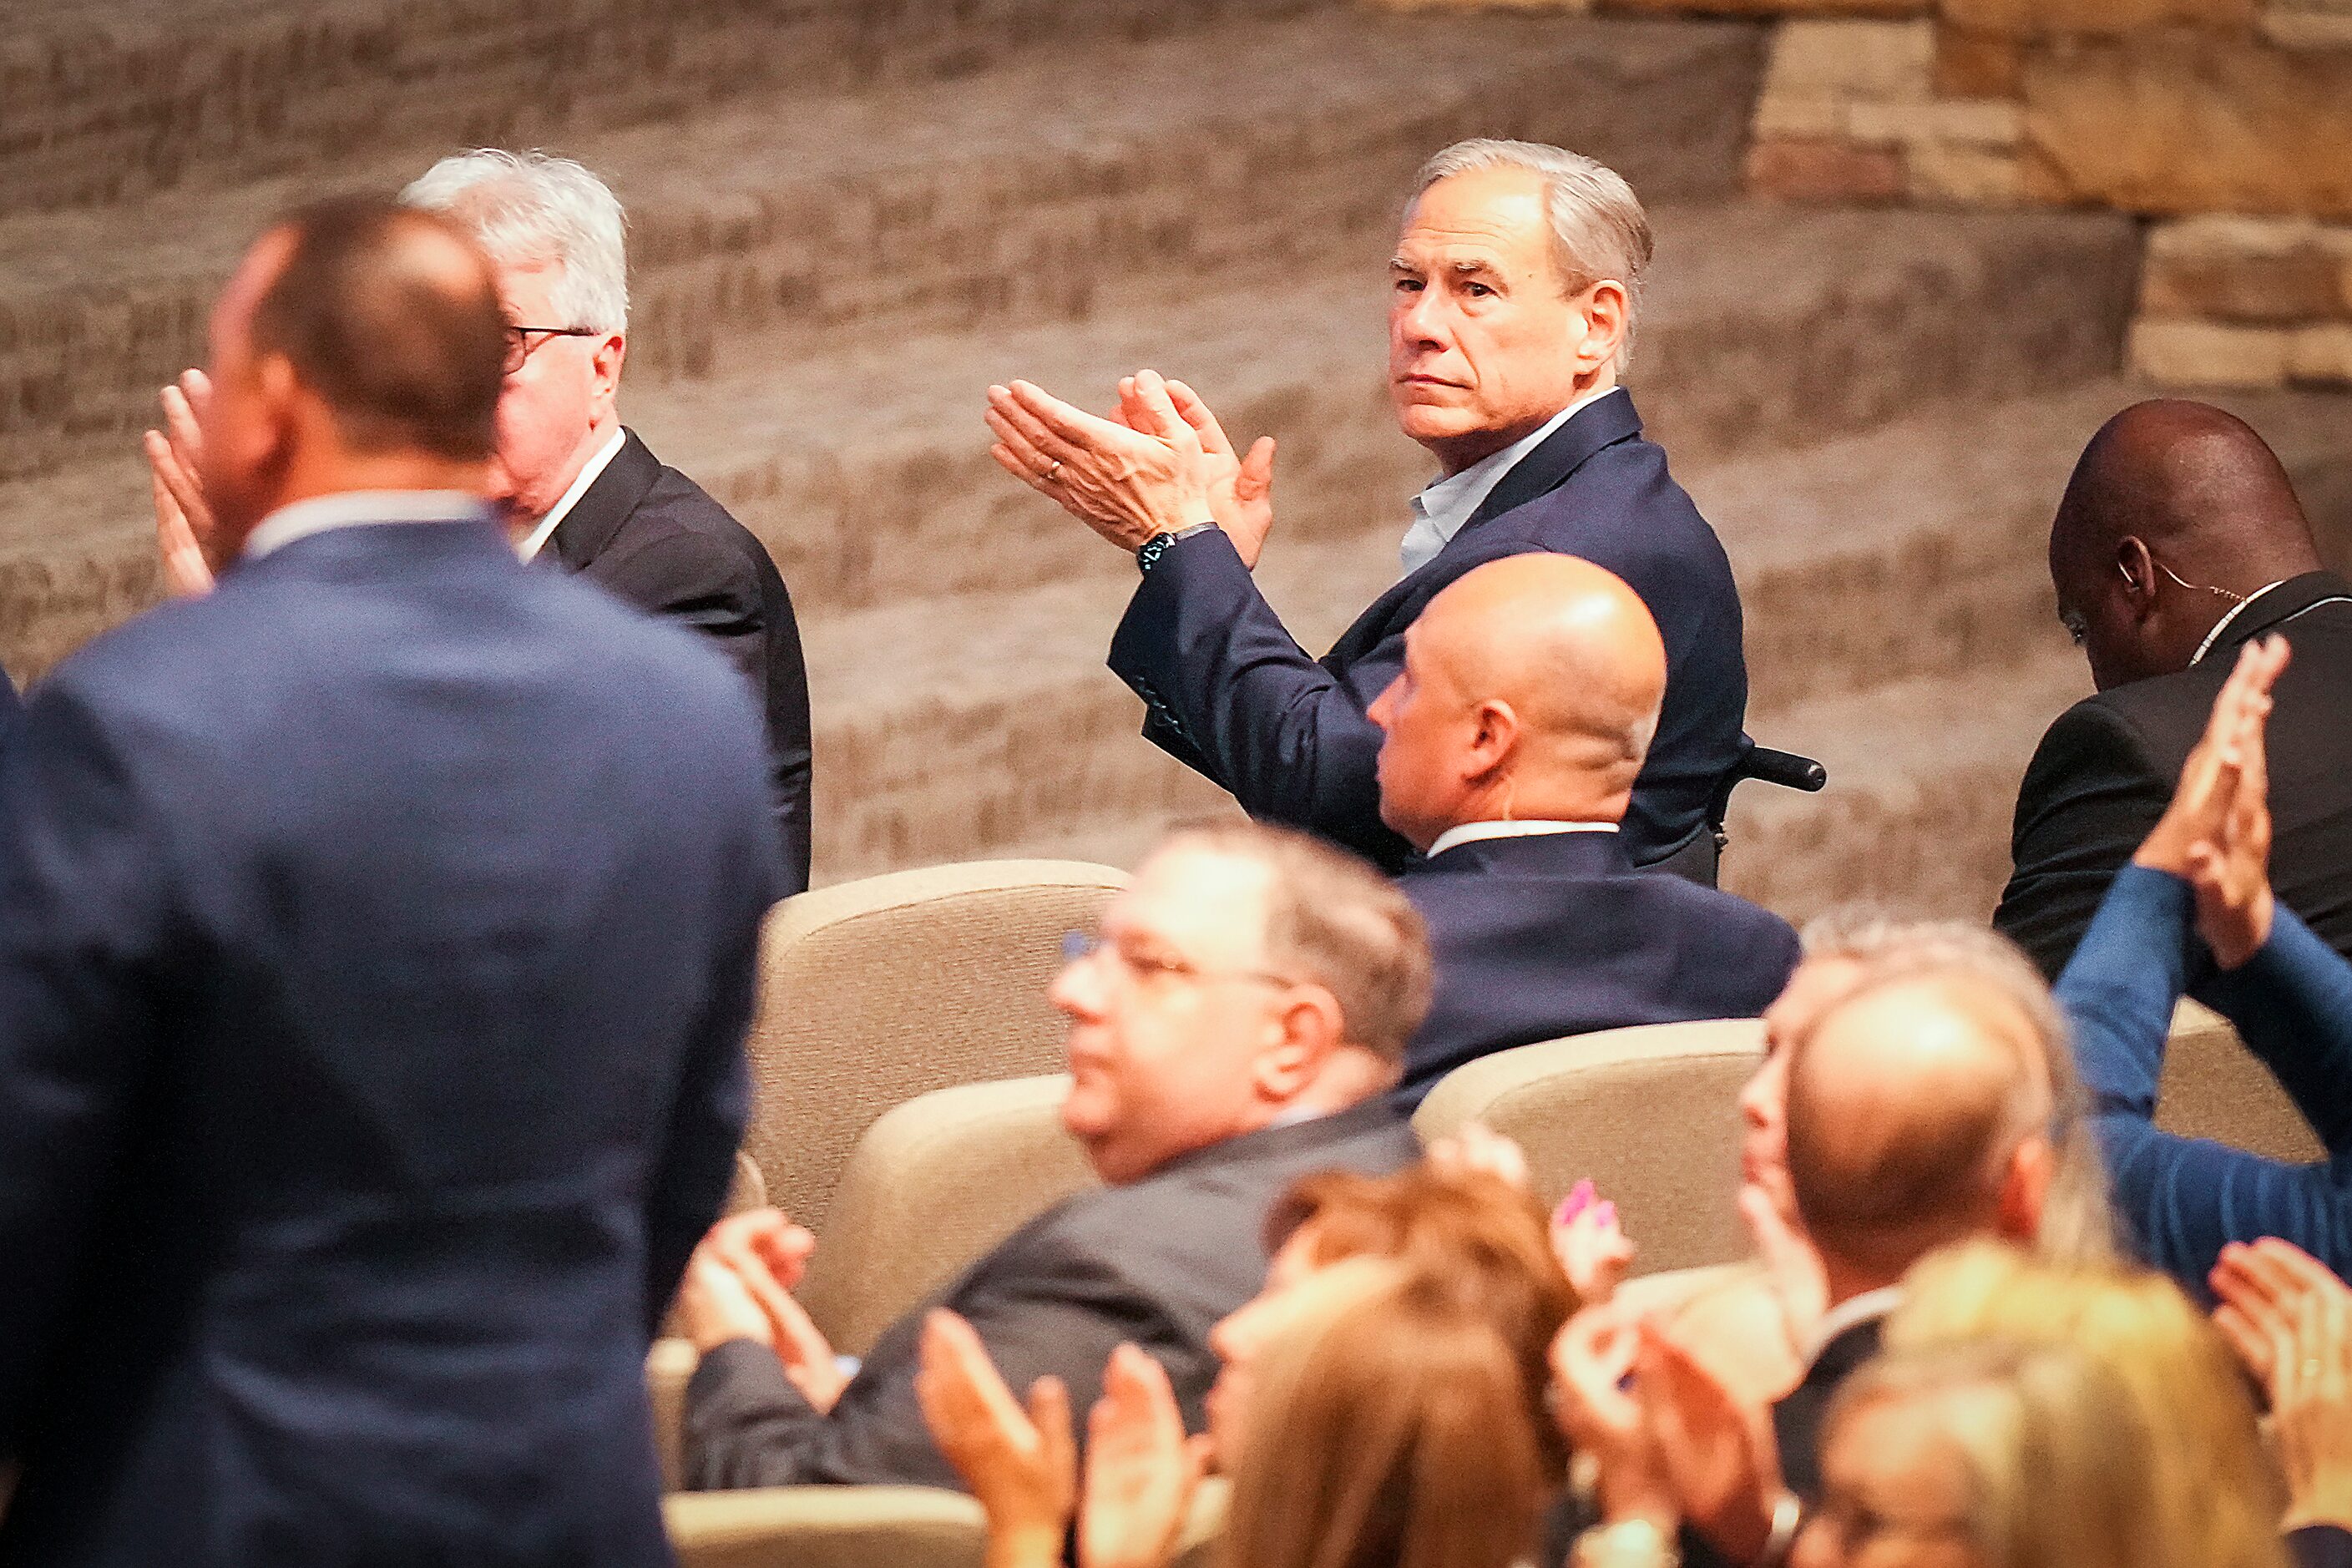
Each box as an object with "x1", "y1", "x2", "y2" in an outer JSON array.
[
  {"x1": 1806, "y1": 1285, "x2": 1904, "y2": 1364},
  {"x1": 2191, "y1": 579, "x2": 2288, "y2": 666},
  {"x1": 1399, "y1": 386, "x2": 1622, "y2": 577},
  {"x1": 242, "y1": 490, "x2": 486, "y2": 562},
  {"x1": 1425, "y1": 819, "x2": 1620, "y2": 859},
  {"x1": 518, "y1": 427, "x2": 627, "y2": 563}
]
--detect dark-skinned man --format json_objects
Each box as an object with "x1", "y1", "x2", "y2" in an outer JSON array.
[{"x1": 1995, "y1": 397, "x2": 2352, "y2": 980}]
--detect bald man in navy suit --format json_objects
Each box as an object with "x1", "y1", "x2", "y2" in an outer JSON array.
[{"x1": 1368, "y1": 554, "x2": 1796, "y2": 1105}]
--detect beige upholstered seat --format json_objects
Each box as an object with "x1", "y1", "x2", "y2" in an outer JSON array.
[
  {"x1": 2154, "y1": 998, "x2": 2323, "y2": 1163},
  {"x1": 800, "y1": 1073, "x2": 1100, "y2": 1354},
  {"x1": 648, "y1": 1338, "x2": 700, "y2": 1494},
  {"x1": 1412, "y1": 1019, "x2": 1765, "y2": 1277},
  {"x1": 741, "y1": 860, "x2": 1128, "y2": 1236},
  {"x1": 665, "y1": 1485, "x2": 984, "y2": 1568}
]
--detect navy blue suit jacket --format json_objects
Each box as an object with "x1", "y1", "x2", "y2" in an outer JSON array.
[
  {"x1": 1108, "y1": 391, "x2": 1749, "y2": 869},
  {"x1": 2060, "y1": 864, "x2": 2352, "y2": 1294},
  {"x1": 0, "y1": 513, "x2": 781, "y2": 1566},
  {"x1": 1394, "y1": 831, "x2": 1798, "y2": 1105}
]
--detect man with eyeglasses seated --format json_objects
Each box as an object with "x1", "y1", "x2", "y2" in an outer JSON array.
[
  {"x1": 145, "y1": 150, "x2": 815, "y2": 891},
  {"x1": 673, "y1": 821, "x2": 1427, "y2": 1491},
  {"x1": 1997, "y1": 398, "x2": 2352, "y2": 982}
]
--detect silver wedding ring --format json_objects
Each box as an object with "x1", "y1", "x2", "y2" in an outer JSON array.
[{"x1": 1044, "y1": 460, "x2": 1063, "y2": 483}]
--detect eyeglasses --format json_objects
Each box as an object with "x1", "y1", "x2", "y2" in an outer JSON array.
[
  {"x1": 1060, "y1": 931, "x2": 1299, "y2": 992},
  {"x1": 502, "y1": 325, "x2": 601, "y2": 377}
]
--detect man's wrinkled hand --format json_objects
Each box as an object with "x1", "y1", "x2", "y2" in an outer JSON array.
[
  {"x1": 987, "y1": 371, "x2": 1212, "y2": 553},
  {"x1": 1115, "y1": 377, "x2": 1276, "y2": 569},
  {"x1": 146, "y1": 369, "x2": 222, "y2": 597}
]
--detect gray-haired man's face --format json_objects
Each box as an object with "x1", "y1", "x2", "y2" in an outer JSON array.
[{"x1": 488, "y1": 257, "x2": 622, "y2": 527}]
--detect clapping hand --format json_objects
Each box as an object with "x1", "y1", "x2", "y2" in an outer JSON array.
[
  {"x1": 917, "y1": 1310, "x2": 1077, "y2": 1568},
  {"x1": 675, "y1": 1208, "x2": 846, "y2": 1412},
  {"x1": 1549, "y1": 1302, "x2": 1676, "y2": 1530},
  {"x1": 1636, "y1": 1318, "x2": 1785, "y2": 1563},
  {"x1": 2133, "y1": 635, "x2": 2289, "y2": 968},
  {"x1": 1080, "y1": 1344, "x2": 1208, "y2": 1568},
  {"x1": 986, "y1": 371, "x2": 1213, "y2": 553},
  {"x1": 144, "y1": 369, "x2": 222, "y2": 598},
  {"x1": 1111, "y1": 377, "x2": 1277, "y2": 569},
  {"x1": 1424, "y1": 1120, "x2": 1533, "y2": 1191},
  {"x1": 2211, "y1": 1238, "x2": 2352, "y2": 1530},
  {"x1": 1552, "y1": 1180, "x2": 1637, "y2": 1308}
]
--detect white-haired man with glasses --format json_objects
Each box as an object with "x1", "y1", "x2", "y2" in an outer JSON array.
[
  {"x1": 144, "y1": 149, "x2": 815, "y2": 889},
  {"x1": 671, "y1": 820, "x2": 1427, "y2": 1491}
]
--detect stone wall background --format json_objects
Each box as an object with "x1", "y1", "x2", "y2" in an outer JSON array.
[
  {"x1": 1393, "y1": 0, "x2": 2352, "y2": 392},
  {"x1": 3, "y1": 0, "x2": 2347, "y2": 927}
]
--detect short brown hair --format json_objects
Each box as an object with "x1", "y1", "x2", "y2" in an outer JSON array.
[
  {"x1": 1161, "y1": 822, "x2": 1433, "y2": 1063},
  {"x1": 1223, "y1": 1269, "x2": 1550, "y2": 1568},
  {"x1": 249, "y1": 195, "x2": 506, "y2": 463},
  {"x1": 1266, "y1": 1164, "x2": 1576, "y2": 1472}
]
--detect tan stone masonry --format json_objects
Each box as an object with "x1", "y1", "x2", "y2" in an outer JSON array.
[{"x1": 1371, "y1": 0, "x2": 2352, "y2": 386}]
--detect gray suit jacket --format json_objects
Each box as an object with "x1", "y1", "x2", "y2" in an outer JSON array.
[{"x1": 684, "y1": 1100, "x2": 1421, "y2": 1490}]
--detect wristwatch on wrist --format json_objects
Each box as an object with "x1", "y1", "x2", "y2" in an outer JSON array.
[
  {"x1": 1756, "y1": 1492, "x2": 1803, "y2": 1568},
  {"x1": 1136, "y1": 521, "x2": 1219, "y2": 575},
  {"x1": 1571, "y1": 1519, "x2": 1679, "y2": 1568}
]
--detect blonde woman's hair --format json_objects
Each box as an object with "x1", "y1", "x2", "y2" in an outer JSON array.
[
  {"x1": 1828, "y1": 1339, "x2": 2177, "y2": 1568},
  {"x1": 1221, "y1": 1267, "x2": 1548, "y2": 1568},
  {"x1": 1889, "y1": 1240, "x2": 2287, "y2": 1568}
]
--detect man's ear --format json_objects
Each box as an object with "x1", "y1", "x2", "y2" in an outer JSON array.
[
  {"x1": 1253, "y1": 985, "x2": 1348, "y2": 1103},
  {"x1": 1574, "y1": 280, "x2": 1629, "y2": 375},
  {"x1": 1995, "y1": 1135, "x2": 2055, "y2": 1244},
  {"x1": 2116, "y1": 537, "x2": 2157, "y2": 612},
  {"x1": 246, "y1": 352, "x2": 305, "y2": 471},
  {"x1": 591, "y1": 331, "x2": 626, "y2": 415},
  {"x1": 1466, "y1": 698, "x2": 1520, "y2": 783}
]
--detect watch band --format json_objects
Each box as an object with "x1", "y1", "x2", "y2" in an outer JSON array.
[
  {"x1": 1570, "y1": 1518, "x2": 1679, "y2": 1568},
  {"x1": 1136, "y1": 522, "x2": 1219, "y2": 575}
]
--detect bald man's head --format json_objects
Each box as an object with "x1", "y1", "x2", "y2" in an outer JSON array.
[
  {"x1": 1784, "y1": 971, "x2": 2057, "y2": 1294},
  {"x1": 2050, "y1": 400, "x2": 2319, "y2": 690},
  {"x1": 1368, "y1": 554, "x2": 1666, "y2": 850},
  {"x1": 202, "y1": 196, "x2": 507, "y2": 544}
]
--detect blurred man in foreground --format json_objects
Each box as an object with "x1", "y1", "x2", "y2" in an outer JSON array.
[
  {"x1": 1372, "y1": 554, "x2": 1798, "y2": 1103},
  {"x1": 986, "y1": 137, "x2": 1747, "y2": 880},
  {"x1": 1, "y1": 199, "x2": 778, "y2": 1565},
  {"x1": 676, "y1": 823, "x2": 1426, "y2": 1490},
  {"x1": 149, "y1": 150, "x2": 815, "y2": 888}
]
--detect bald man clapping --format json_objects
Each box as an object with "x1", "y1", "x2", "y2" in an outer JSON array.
[{"x1": 1368, "y1": 555, "x2": 1798, "y2": 1105}]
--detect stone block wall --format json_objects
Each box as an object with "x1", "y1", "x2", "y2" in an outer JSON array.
[{"x1": 1383, "y1": 0, "x2": 2352, "y2": 389}]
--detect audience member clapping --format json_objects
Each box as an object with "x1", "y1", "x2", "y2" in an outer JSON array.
[
  {"x1": 674, "y1": 823, "x2": 1429, "y2": 1492},
  {"x1": 2055, "y1": 634, "x2": 2352, "y2": 1288},
  {"x1": 1889, "y1": 1240, "x2": 2285, "y2": 1568},
  {"x1": 2213, "y1": 1238, "x2": 2352, "y2": 1563},
  {"x1": 914, "y1": 1161, "x2": 1575, "y2": 1568}
]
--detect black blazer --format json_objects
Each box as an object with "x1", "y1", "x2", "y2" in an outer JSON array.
[
  {"x1": 553, "y1": 429, "x2": 815, "y2": 892},
  {"x1": 1107, "y1": 391, "x2": 1749, "y2": 870},
  {"x1": 683, "y1": 1101, "x2": 1422, "y2": 1490},
  {"x1": 0, "y1": 514, "x2": 780, "y2": 1565},
  {"x1": 1996, "y1": 572, "x2": 2352, "y2": 980},
  {"x1": 1678, "y1": 1311, "x2": 1887, "y2": 1568},
  {"x1": 1394, "y1": 831, "x2": 1798, "y2": 1105}
]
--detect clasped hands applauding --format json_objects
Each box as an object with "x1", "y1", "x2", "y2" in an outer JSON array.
[{"x1": 986, "y1": 372, "x2": 1277, "y2": 566}]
